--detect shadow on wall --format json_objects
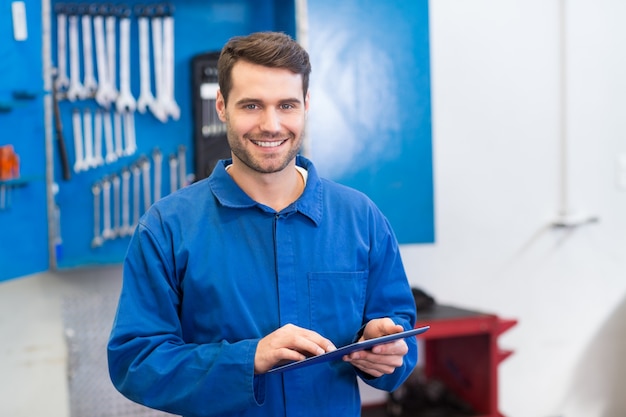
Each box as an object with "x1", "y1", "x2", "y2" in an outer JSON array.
[{"x1": 560, "y1": 293, "x2": 626, "y2": 417}]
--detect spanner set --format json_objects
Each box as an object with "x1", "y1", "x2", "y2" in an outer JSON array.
[
  {"x1": 54, "y1": 3, "x2": 179, "y2": 118},
  {"x1": 53, "y1": 2, "x2": 180, "y2": 169},
  {"x1": 52, "y1": 2, "x2": 189, "y2": 249},
  {"x1": 90, "y1": 144, "x2": 188, "y2": 247}
]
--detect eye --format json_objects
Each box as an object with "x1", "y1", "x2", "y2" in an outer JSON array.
[
  {"x1": 244, "y1": 103, "x2": 259, "y2": 110},
  {"x1": 280, "y1": 103, "x2": 295, "y2": 110}
]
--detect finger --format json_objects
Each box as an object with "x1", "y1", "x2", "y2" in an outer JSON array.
[
  {"x1": 370, "y1": 339, "x2": 408, "y2": 355},
  {"x1": 363, "y1": 318, "x2": 404, "y2": 340},
  {"x1": 292, "y1": 334, "x2": 330, "y2": 357},
  {"x1": 345, "y1": 356, "x2": 398, "y2": 377},
  {"x1": 281, "y1": 328, "x2": 335, "y2": 356}
]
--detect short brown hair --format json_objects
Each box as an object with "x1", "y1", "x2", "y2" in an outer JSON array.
[{"x1": 217, "y1": 32, "x2": 311, "y2": 104}]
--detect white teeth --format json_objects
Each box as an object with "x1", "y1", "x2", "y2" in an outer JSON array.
[{"x1": 253, "y1": 140, "x2": 285, "y2": 148}]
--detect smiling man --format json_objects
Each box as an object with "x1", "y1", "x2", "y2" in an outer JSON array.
[{"x1": 108, "y1": 32, "x2": 418, "y2": 417}]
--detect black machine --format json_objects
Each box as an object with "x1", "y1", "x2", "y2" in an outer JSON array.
[{"x1": 191, "y1": 51, "x2": 230, "y2": 181}]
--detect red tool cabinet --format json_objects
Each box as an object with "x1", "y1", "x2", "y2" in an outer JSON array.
[{"x1": 415, "y1": 305, "x2": 517, "y2": 417}]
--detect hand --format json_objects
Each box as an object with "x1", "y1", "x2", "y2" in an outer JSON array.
[
  {"x1": 343, "y1": 318, "x2": 408, "y2": 378},
  {"x1": 254, "y1": 323, "x2": 336, "y2": 374}
]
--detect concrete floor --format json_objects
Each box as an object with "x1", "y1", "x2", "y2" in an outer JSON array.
[{"x1": 0, "y1": 266, "x2": 123, "y2": 417}]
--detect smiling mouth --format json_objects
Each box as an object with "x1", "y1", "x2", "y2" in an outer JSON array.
[{"x1": 252, "y1": 139, "x2": 287, "y2": 148}]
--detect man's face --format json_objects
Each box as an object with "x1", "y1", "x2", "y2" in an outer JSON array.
[{"x1": 216, "y1": 60, "x2": 309, "y2": 175}]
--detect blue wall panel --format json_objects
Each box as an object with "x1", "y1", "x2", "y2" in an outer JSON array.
[
  {"x1": 0, "y1": 0, "x2": 49, "y2": 282},
  {"x1": 307, "y1": 0, "x2": 434, "y2": 244}
]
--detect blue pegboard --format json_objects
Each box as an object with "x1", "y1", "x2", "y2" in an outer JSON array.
[{"x1": 0, "y1": 0, "x2": 49, "y2": 282}]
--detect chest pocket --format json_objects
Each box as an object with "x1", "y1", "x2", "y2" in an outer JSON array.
[{"x1": 309, "y1": 271, "x2": 368, "y2": 347}]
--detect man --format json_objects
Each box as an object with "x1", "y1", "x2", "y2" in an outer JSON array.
[{"x1": 108, "y1": 31, "x2": 417, "y2": 417}]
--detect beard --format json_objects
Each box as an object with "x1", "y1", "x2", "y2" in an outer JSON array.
[{"x1": 225, "y1": 122, "x2": 305, "y2": 174}]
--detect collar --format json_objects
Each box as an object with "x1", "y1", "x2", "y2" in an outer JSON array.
[{"x1": 208, "y1": 155, "x2": 323, "y2": 226}]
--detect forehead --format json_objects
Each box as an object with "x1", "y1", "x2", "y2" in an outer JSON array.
[{"x1": 229, "y1": 60, "x2": 304, "y2": 101}]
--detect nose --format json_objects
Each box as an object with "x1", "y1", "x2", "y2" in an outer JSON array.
[{"x1": 259, "y1": 108, "x2": 281, "y2": 133}]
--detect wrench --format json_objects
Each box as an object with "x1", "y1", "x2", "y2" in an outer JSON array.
[
  {"x1": 161, "y1": 4, "x2": 180, "y2": 120},
  {"x1": 54, "y1": 4, "x2": 70, "y2": 91},
  {"x1": 141, "y1": 157, "x2": 151, "y2": 212},
  {"x1": 115, "y1": 6, "x2": 136, "y2": 113},
  {"x1": 66, "y1": 8, "x2": 85, "y2": 101},
  {"x1": 152, "y1": 148, "x2": 162, "y2": 202},
  {"x1": 150, "y1": 8, "x2": 168, "y2": 122},
  {"x1": 177, "y1": 145, "x2": 188, "y2": 187},
  {"x1": 91, "y1": 182, "x2": 103, "y2": 247},
  {"x1": 105, "y1": 5, "x2": 119, "y2": 102},
  {"x1": 72, "y1": 109, "x2": 85, "y2": 172},
  {"x1": 112, "y1": 174, "x2": 121, "y2": 236},
  {"x1": 80, "y1": 5, "x2": 97, "y2": 98},
  {"x1": 136, "y1": 6, "x2": 157, "y2": 115},
  {"x1": 114, "y1": 111, "x2": 124, "y2": 157},
  {"x1": 103, "y1": 110, "x2": 117, "y2": 163},
  {"x1": 123, "y1": 111, "x2": 137, "y2": 156},
  {"x1": 168, "y1": 153, "x2": 178, "y2": 193},
  {"x1": 101, "y1": 177, "x2": 115, "y2": 240},
  {"x1": 120, "y1": 168, "x2": 131, "y2": 236},
  {"x1": 82, "y1": 108, "x2": 96, "y2": 169},
  {"x1": 93, "y1": 109, "x2": 104, "y2": 166},
  {"x1": 131, "y1": 163, "x2": 141, "y2": 230},
  {"x1": 93, "y1": 5, "x2": 112, "y2": 107}
]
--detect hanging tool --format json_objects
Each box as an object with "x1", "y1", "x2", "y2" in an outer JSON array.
[
  {"x1": 51, "y1": 67, "x2": 71, "y2": 180},
  {"x1": 54, "y1": 3, "x2": 70, "y2": 91},
  {"x1": 101, "y1": 176, "x2": 115, "y2": 240},
  {"x1": 168, "y1": 153, "x2": 178, "y2": 193},
  {"x1": 150, "y1": 6, "x2": 168, "y2": 122},
  {"x1": 93, "y1": 109, "x2": 104, "y2": 166},
  {"x1": 93, "y1": 5, "x2": 112, "y2": 107},
  {"x1": 115, "y1": 5, "x2": 136, "y2": 113},
  {"x1": 72, "y1": 109, "x2": 85, "y2": 172},
  {"x1": 66, "y1": 5, "x2": 85, "y2": 101},
  {"x1": 152, "y1": 148, "x2": 162, "y2": 202},
  {"x1": 83, "y1": 108, "x2": 96, "y2": 169},
  {"x1": 136, "y1": 5, "x2": 157, "y2": 116},
  {"x1": 79, "y1": 4, "x2": 97, "y2": 98},
  {"x1": 114, "y1": 111, "x2": 124, "y2": 157},
  {"x1": 141, "y1": 157, "x2": 151, "y2": 212},
  {"x1": 112, "y1": 174, "x2": 121, "y2": 237},
  {"x1": 91, "y1": 182, "x2": 103, "y2": 247},
  {"x1": 131, "y1": 163, "x2": 141, "y2": 229},
  {"x1": 123, "y1": 111, "x2": 137, "y2": 156},
  {"x1": 161, "y1": 4, "x2": 180, "y2": 120},
  {"x1": 177, "y1": 144, "x2": 187, "y2": 187},
  {"x1": 103, "y1": 110, "x2": 117, "y2": 163},
  {"x1": 105, "y1": 5, "x2": 118, "y2": 101},
  {"x1": 120, "y1": 168, "x2": 131, "y2": 236}
]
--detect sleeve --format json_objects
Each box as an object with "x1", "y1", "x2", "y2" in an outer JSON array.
[
  {"x1": 357, "y1": 209, "x2": 418, "y2": 392},
  {"x1": 107, "y1": 215, "x2": 266, "y2": 417}
]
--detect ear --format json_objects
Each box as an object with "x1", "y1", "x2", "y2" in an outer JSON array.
[
  {"x1": 216, "y1": 90, "x2": 227, "y2": 122},
  {"x1": 304, "y1": 91, "x2": 310, "y2": 112}
]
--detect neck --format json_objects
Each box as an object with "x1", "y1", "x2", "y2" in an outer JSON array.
[{"x1": 227, "y1": 160, "x2": 304, "y2": 211}]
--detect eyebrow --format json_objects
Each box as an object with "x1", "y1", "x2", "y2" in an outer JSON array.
[{"x1": 234, "y1": 97, "x2": 303, "y2": 106}]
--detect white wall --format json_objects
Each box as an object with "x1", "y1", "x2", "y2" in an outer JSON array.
[{"x1": 401, "y1": 1, "x2": 626, "y2": 416}]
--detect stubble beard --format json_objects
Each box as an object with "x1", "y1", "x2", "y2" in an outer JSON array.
[{"x1": 226, "y1": 121, "x2": 305, "y2": 175}]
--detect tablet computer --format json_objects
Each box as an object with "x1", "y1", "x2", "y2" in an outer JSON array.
[{"x1": 267, "y1": 325, "x2": 430, "y2": 374}]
